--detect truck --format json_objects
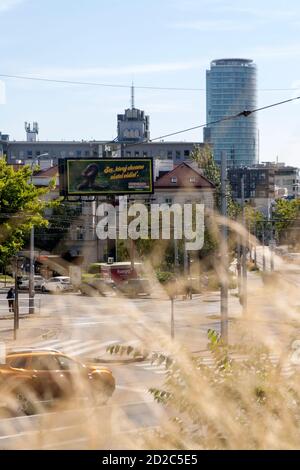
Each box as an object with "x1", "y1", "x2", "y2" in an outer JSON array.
[{"x1": 87, "y1": 262, "x2": 142, "y2": 284}]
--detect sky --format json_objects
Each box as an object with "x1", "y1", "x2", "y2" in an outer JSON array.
[{"x1": 0, "y1": 0, "x2": 300, "y2": 166}]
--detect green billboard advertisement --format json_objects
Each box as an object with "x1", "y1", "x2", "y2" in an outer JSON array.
[{"x1": 62, "y1": 158, "x2": 153, "y2": 195}]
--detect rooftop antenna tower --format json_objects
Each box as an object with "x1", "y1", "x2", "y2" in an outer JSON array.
[
  {"x1": 25, "y1": 121, "x2": 39, "y2": 142},
  {"x1": 131, "y1": 82, "x2": 135, "y2": 109}
]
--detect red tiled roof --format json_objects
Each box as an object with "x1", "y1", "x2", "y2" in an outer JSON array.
[
  {"x1": 155, "y1": 162, "x2": 215, "y2": 189},
  {"x1": 33, "y1": 165, "x2": 58, "y2": 177}
]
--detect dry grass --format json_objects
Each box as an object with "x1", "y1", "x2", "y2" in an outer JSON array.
[{"x1": 1, "y1": 214, "x2": 300, "y2": 450}]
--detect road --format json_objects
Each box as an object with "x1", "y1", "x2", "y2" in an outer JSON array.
[
  {"x1": 0, "y1": 290, "x2": 242, "y2": 449},
  {"x1": 1, "y1": 258, "x2": 299, "y2": 449},
  {"x1": 255, "y1": 245, "x2": 300, "y2": 288}
]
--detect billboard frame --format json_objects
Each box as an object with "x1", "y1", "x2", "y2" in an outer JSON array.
[{"x1": 59, "y1": 157, "x2": 154, "y2": 197}]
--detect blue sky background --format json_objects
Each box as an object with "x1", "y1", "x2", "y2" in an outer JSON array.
[{"x1": 1, "y1": 0, "x2": 300, "y2": 165}]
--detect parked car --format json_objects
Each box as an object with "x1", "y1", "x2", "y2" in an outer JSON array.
[
  {"x1": 118, "y1": 278, "x2": 152, "y2": 298},
  {"x1": 80, "y1": 278, "x2": 116, "y2": 297},
  {"x1": 0, "y1": 349, "x2": 115, "y2": 415},
  {"x1": 41, "y1": 276, "x2": 73, "y2": 293},
  {"x1": 18, "y1": 275, "x2": 45, "y2": 291}
]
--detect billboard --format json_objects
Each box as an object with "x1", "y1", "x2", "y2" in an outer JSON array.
[{"x1": 59, "y1": 158, "x2": 154, "y2": 196}]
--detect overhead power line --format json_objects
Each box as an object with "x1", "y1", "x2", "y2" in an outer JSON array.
[
  {"x1": 0, "y1": 73, "x2": 297, "y2": 92},
  {"x1": 122, "y1": 94, "x2": 300, "y2": 148}
]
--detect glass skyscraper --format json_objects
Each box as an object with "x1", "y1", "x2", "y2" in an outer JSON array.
[{"x1": 204, "y1": 58, "x2": 257, "y2": 167}]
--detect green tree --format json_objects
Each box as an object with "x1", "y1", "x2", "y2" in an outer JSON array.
[
  {"x1": 191, "y1": 144, "x2": 239, "y2": 218},
  {"x1": 0, "y1": 159, "x2": 53, "y2": 268},
  {"x1": 34, "y1": 201, "x2": 82, "y2": 253},
  {"x1": 244, "y1": 204, "x2": 265, "y2": 239},
  {"x1": 272, "y1": 198, "x2": 300, "y2": 244}
]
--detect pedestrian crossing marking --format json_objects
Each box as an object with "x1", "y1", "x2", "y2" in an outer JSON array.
[{"x1": 19, "y1": 337, "x2": 300, "y2": 377}]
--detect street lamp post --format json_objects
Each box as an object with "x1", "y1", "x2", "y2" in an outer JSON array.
[
  {"x1": 220, "y1": 151, "x2": 228, "y2": 344},
  {"x1": 28, "y1": 226, "x2": 35, "y2": 314},
  {"x1": 28, "y1": 153, "x2": 48, "y2": 314},
  {"x1": 241, "y1": 175, "x2": 248, "y2": 315},
  {"x1": 13, "y1": 256, "x2": 20, "y2": 340}
]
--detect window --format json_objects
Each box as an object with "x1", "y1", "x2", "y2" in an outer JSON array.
[
  {"x1": 85, "y1": 150, "x2": 90, "y2": 157},
  {"x1": 76, "y1": 150, "x2": 82, "y2": 157},
  {"x1": 165, "y1": 198, "x2": 173, "y2": 205},
  {"x1": 189, "y1": 177, "x2": 196, "y2": 183},
  {"x1": 27, "y1": 150, "x2": 33, "y2": 157},
  {"x1": 9, "y1": 356, "x2": 28, "y2": 369},
  {"x1": 167, "y1": 151, "x2": 173, "y2": 159},
  {"x1": 36, "y1": 150, "x2": 41, "y2": 156},
  {"x1": 175, "y1": 151, "x2": 181, "y2": 159},
  {"x1": 171, "y1": 177, "x2": 177, "y2": 183},
  {"x1": 126, "y1": 151, "x2": 131, "y2": 157},
  {"x1": 184, "y1": 150, "x2": 190, "y2": 157},
  {"x1": 56, "y1": 355, "x2": 79, "y2": 371},
  {"x1": 143, "y1": 151, "x2": 148, "y2": 157},
  {"x1": 134, "y1": 151, "x2": 140, "y2": 157},
  {"x1": 30, "y1": 355, "x2": 59, "y2": 371}
]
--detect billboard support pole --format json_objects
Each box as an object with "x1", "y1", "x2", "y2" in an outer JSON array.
[{"x1": 130, "y1": 239, "x2": 135, "y2": 270}]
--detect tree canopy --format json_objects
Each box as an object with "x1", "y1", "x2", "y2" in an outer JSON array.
[
  {"x1": 0, "y1": 160, "x2": 54, "y2": 268},
  {"x1": 272, "y1": 198, "x2": 300, "y2": 244},
  {"x1": 191, "y1": 144, "x2": 239, "y2": 218}
]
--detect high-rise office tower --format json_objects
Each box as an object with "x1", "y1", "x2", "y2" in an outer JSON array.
[{"x1": 204, "y1": 58, "x2": 257, "y2": 167}]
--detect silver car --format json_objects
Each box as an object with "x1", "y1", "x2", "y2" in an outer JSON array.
[
  {"x1": 18, "y1": 275, "x2": 45, "y2": 291},
  {"x1": 41, "y1": 276, "x2": 73, "y2": 293}
]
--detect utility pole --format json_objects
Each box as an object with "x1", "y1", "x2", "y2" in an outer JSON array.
[
  {"x1": 28, "y1": 226, "x2": 35, "y2": 314},
  {"x1": 237, "y1": 240, "x2": 242, "y2": 299},
  {"x1": 29, "y1": 165, "x2": 36, "y2": 315},
  {"x1": 13, "y1": 257, "x2": 19, "y2": 340},
  {"x1": 262, "y1": 223, "x2": 266, "y2": 271},
  {"x1": 183, "y1": 242, "x2": 188, "y2": 276},
  {"x1": 130, "y1": 239, "x2": 135, "y2": 270},
  {"x1": 254, "y1": 222, "x2": 257, "y2": 268},
  {"x1": 170, "y1": 295, "x2": 175, "y2": 339},
  {"x1": 174, "y1": 237, "x2": 179, "y2": 275},
  {"x1": 241, "y1": 176, "x2": 247, "y2": 315},
  {"x1": 220, "y1": 151, "x2": 228, "y2": 344},
  {"x1": 270, "y1": 220, "x2": 275, "y2": 272}
]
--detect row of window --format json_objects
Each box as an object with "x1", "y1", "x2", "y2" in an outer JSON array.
[
  {"x1": 20, "y1": 150, "x2": 92, "y2": 158},
  {"x1": 170, "y1": 176, "x2": 196, "y2": 183},
  {"x1": 18, "y1": 149, "x2": 192, "y2": 159},
  {"x1": 124, "y1": 150, "x2": 190, "y2": 158}
]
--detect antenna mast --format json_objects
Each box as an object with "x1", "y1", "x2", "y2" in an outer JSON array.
[{"x1": 131, "y1": 83, "x2": 135, "y2": 109}]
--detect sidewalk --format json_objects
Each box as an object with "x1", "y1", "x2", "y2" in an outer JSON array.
[{"x1": 0, "y1": 281, "x2": 14, "y2": 292}]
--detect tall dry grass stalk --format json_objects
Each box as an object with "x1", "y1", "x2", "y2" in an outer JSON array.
[{"x1": 0, "y1": 212, "x2": 300, "y2": 450}]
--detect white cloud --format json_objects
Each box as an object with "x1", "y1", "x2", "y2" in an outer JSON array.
[
  {"x1": 30, "y1": 60, "x2": 208, "y2": 79},
  {"x1": 170, "y1": 19, "x2": 254, "y2": 32},
  {"x1": 0, "y1": 0, "x2": 25, "y2": 12},
  {"x1": 216, "y1": 5, "x2": 299, "y2": 21},
  {"x1": 252, "y1": 44, "x2": 300, "y2": 59},
  {"x1": 169, "y1": 0, "x2": 225, "y2": 11}
]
